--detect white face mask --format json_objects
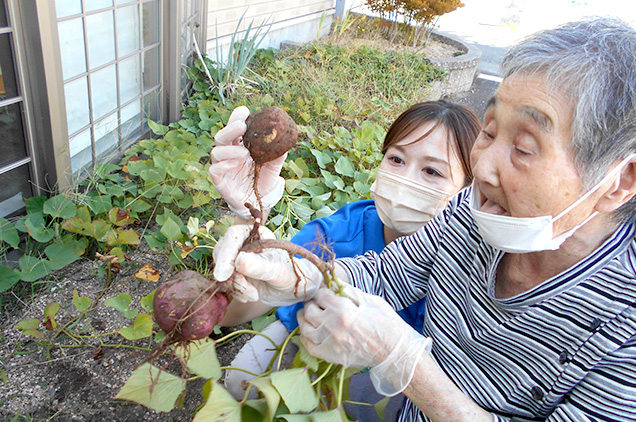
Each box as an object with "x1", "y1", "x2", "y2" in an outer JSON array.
[
  {"x1": 470, "y1": 153, "x2": 636, "y2": 254},
  {"x1": 370, "y1": 168, "x2": 453, "y2": 236}
]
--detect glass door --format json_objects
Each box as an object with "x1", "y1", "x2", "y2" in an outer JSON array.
[{"x1": 0, "y1": 0, "x2": 36, "y2": 218}]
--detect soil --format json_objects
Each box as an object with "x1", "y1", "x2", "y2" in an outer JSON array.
[
  {"x1": 0, "y1": 240, "x2": 252, "y2": 422},
  {"x1": 0, "y1": 23, "x2": 460, "y2": 422}
]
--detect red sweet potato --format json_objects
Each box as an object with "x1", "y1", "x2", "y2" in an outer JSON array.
[
  {"x1": 244, "y1": 106, "x2": 298, "y2": 165},
  {"x1": 153, "y1": 270, "x2": 229, "y2": 341}
]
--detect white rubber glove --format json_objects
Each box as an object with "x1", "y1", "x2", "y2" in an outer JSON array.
[
  {"x1": 297, "y1": 285, "x2": 431, "y2": 397},
  {"x1": 209, "y1": 106, "x2": 287, "y2": 219},
  {"x1": 213, "y1": 224, "x2": 324, "y2": 306}
]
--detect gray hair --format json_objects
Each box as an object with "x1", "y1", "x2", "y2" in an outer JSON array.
[{"x1": 501, "y1": 17, "x2": 636, "y2": 223}]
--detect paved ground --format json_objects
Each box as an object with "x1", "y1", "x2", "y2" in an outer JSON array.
[{"x1": 431, "y1": 0, "x2": 636, "y2": 120}]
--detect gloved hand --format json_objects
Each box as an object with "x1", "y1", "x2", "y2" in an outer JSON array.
[
  {"x1": 297, "y1": 285, "x2": 431, "y2": 396},
  {"x1": 209, "y1": 106, "x2": 287, "y2": 219},
  {"x1": 213, "y1": 224, "x2": 324, "y2": 306}
]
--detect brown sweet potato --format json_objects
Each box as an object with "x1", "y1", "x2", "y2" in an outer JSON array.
[
  {"x1": 244, "y1": 106, "x2": 298, "y2": 165},
  {"x1": 153, "y1": 270, "x2": 229, "y2": 341}
]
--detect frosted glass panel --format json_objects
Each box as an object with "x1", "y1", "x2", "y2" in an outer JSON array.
[
  {"x1": 64, "y1": 76, "x2": 90, "y2": 135},
  {"x1": 117, "y1": 5, "x2": 140, "y2": 58},
  {"x1": 142, "y1": 46, "x2": 159, "y2": 89},
  {"x1": 119, "y1": 55, "x2": 141, "y2": 104},
  {"x1": 70, "y1": 129, "x2": 92, "y2": 174},
  {"x1": 144, "y1": 91, "x2": 160, "y2": 122},
  {"x1": 69, "y1": 127, "x2": 91, "y2": 157},
  {"x1": 95, "y1": 112, "x2": 118, "y2": 157},
  {"x1": 58, "y1": 18, "x2": 86, "y2": 80},
  {"x1": 55, "y1": 0, "x2": 82, "y2": 18},
  {"x1": 91, "y1": 64, "x2": 117, "y2": 119},
  {"x1": 84, "y1": 0, "x2": 113, "y2": 13},
  {"x1": 120, "y1": 99, "x2": 142, "y2": 141},
  {"x1": 142, "y1": 1, "x2": 159, "y2": 47},
  {"x1": 86, "y1": 11, "x2": 115, "y2": 69}
]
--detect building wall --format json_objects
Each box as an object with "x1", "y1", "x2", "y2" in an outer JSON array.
[{"x1": 205, "y1": 0, "x2": 336, "y2": 60}]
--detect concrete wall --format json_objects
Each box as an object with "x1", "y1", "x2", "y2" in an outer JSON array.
[{"x1": 205, "y1": 0, "x2": 336, "y2": 60}]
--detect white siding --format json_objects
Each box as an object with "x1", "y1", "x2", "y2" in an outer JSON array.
[{"x1": 205, "y1": 0, "x2": 336, "y2": 60}]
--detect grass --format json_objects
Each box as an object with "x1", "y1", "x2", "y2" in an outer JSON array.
[{"x1": 229, "y1": 16, "x2": 446, "y2": 134}]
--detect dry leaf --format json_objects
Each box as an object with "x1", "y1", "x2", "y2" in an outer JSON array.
[{"x1": 134, "y1": 263, "x2": 160, "y2": 282}]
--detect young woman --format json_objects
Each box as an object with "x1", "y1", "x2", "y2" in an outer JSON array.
[{"x1": 210, "y1": 100, "x2": 481, "y2": 410}]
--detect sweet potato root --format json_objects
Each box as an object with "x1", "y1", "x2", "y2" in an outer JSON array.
[
  {"x1": 153, "y1": 270, "x2": 230, "y2": 341},
  {"x1": 244, "y1": 106, "x2": 298, "y2": 165}
]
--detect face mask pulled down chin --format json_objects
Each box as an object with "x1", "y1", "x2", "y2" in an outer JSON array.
[
  {"x1": 370, "y1": 168, "x2": 453, "y2": 236},
  {"x1": 470, "y1": 153, "x2": 636, "y2": 254}
]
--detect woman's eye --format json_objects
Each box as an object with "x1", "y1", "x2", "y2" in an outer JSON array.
[
  {"x1": 424, "y1": 167, "x2": 442, "y2": 177},
  {"x1": 388, "y1": 156, "x2": 404, "y2": 164},
  {"x1": 480, "y1": 129, "x2": 494, "y2": 140}
]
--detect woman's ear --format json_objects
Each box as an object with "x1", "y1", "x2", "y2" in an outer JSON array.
[{"x1": 596, "y1": 159, "x2": 636, "y2": 213}]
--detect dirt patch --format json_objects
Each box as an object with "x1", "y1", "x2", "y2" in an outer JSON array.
[{"x1": 0, "y1": 243, "x2": 251, "y2": 421}]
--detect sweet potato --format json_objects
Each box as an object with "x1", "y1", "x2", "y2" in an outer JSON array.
[
  {"x1": 244, "y1": 106, "x2": 298, "y2": 165},
  {"x1": 153, "y1": 270, "x2": 229, "y2": 341}
]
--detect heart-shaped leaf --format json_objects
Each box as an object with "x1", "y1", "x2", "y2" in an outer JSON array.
[{"x1": 115, "y1": 362, "x2": 185, "y2": 412}]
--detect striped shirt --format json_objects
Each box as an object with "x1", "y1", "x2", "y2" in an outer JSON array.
[{"x1": 338, "y1": 188, "x2": 636, "y2": 422}]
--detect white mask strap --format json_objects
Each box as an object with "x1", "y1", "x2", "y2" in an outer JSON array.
[{"x1": 553, "y1": 153, "x2": 636, "y2": 221}]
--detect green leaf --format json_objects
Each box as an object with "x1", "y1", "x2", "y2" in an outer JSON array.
[
  {"x1": 0, "y1": 266, "x2": 20, "y2": 293},
  {"x1": 18, "y1": 255, "x2": 51, "y2": 282},
  {"x1": 249, "y1": 377, "x2": 281, "y2": 422},
  {"x1": 123, "y1": 308, "x2": 139, "y2": 320},
  {"x1": 148, "y1": 119, "x2": 169, "y2": 135},
  {"x1": 14, "y1": 318, "x2": 44, "y2": 338},
  {"x1": 44, "y1": 302, "x2": 60, "y2": 331},
  {"x1": 270, "y1": 368, "x2": 319, "y2": 413},
  {"x1": 160, "y1": 218, "x2": 182, "y2": 241},
  {"x1": 276, "y1": 415, "x2": 312, "y2": 422},
  {"x1": 334, "y1": 155, "x2": 355, "y2": 177},
  {"x1": 115, "y1": 362, "x2": 185, "y2": 412},
  {"x1": 174, "y1": 338, "x2": 222, "y2": 379},
  {"x1": 320, "y1": 170, "x2": 345, "y2": 191},
  {"x1": 311, "y1": 409, "x2": 346, "y2": 422},
  {"x1": 93, "y1": 163, "x2": 121, "y2": 179},
  {"x1": 193, "y1": 381, "x2": 241, "y2": 422},
  {"x1": 251, "y1": 314, "x2": 278, "y2": 333},
  {"x1": 42, "y1": 194, "x2": 77, "y2": 219},
  {"x1": 0, "y1": 217, "x2": 20, "y2": 248},
  {"x1": 72, "y1": 289, "x2": 91, "y2": 312},
  {"x1": 291, "y1": 337, "x2": 321, "y2": 372},
  {"x1": 44, "y1": 243, "x2": 80, "y2": 271},
  {"x1": 25, "y1": 196, "x2": 46, "y2": 214},
  {"x1": 374, "y1": 396, "x2": 391, "y2": 421},
  {"x1": 128, "y1": 198, "x2": 152, "y2": 213},
  {"x1": 119, "y1": 313, "x2": 153, "y2": 340},
  {"x1": 60, "y1": 235, "x2": 88, "y2": 256},
  {"x1": 24, "y1": 215, "x2": 54, "y2": 243},
  {"x1": 242, "y1": 398, "x2": 269, "y2": 420},
  {"x1": 309, "y1": 149, "x2": 332, "y2": 168},
  {"x1": 107, "y1": 229, "x2": 141, "y2": 246},
  {"x1": 87, "y1": 195, "x2": 113, "y2": 215},
  {"x1": 140, "y1": 290, "x2": 155, "y2": 312},
  {"x1": 105, "y1": 293, "x2": 132, "y2": 312},
  {"x1": 314, "y1": 206, "x2": 335, "y2": 220}
]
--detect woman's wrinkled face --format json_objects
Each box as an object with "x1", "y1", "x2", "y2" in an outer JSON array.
[
  {"x1": 469, "y1": 73, "x2": 602, "y2": 237},
  {"x1": 379, "y1": 122, "x2": 467, "y2": 195}
]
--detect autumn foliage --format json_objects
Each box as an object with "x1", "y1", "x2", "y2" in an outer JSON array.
[{"x1": 365, "y1": 0, "x2": 465, "y2": 46}]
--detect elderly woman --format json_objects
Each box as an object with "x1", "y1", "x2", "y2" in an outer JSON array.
[{"x1": 215, "y1": 17, "x2": 636, "y2": 421}]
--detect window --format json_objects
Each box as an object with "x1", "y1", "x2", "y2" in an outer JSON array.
[{"x1": 55, "y1": 0, "x2": 162, "y2": 178}]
